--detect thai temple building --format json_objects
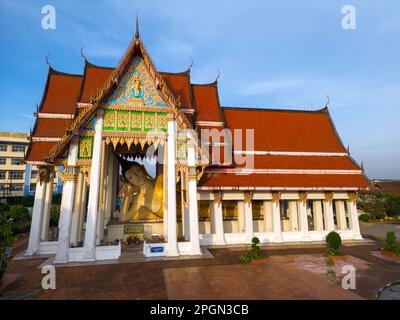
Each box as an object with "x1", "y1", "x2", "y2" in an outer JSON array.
[{"x1": 25, "y1": 20, "x2": 369, "y2": 263}]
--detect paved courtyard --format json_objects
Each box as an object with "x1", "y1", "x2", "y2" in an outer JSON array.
[
  {"x1": 1, "y1": 233, "x2": 399, "y2": 300},
  {"x1": 360, "y1": 221, "x2": 400, "y2": 241}
]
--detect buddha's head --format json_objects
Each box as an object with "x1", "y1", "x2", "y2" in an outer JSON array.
[
  {"x1": 115, "y1": 153, "x2": 150, "y2": 188},
  {"x1": 124, "y1": 164, "x2": 148, "y2": 187}
]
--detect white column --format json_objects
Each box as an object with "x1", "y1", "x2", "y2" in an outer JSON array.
[
  {"x1": 162, "y1": 144, "x2": 168, "y2": 239},
  {"x1": 77, "y1": 176, "x2": 88, "y2": 242},
  {"x1": 263, "y1": 201, "x2": 273, "y2": 232},
  {"x1": 271, "y1": 196, "x2": 282, "y2": 242},
  {"x1": 211, "y1": 195, "x2": 225, "y2": 245},
  {"x1": 40, "y1": 179, "x2": 53, "y2": 241},
  {"x1": 54, "y1": 141, "x2": 79, "y2": 263},
  {"x1": 313, "y1": 200, "x2": 324, "y2": 231},
  {"x1": 26, "y1": 173, "x2": 47, "y2": 255},
  {"x1": 244, "y1": 193, "x2": 253, "y2": 242},
  {"x1": 81, "y1": 113, "x2": 103, "y2": 261},
  {"x1": 166, "y1": 118, "x2": 178, "y2": 256},
  {"x1": 288, "y1": 201, "x2": 299, "y2": 231},
  {"x1": 237, "y1": 201, "x2": 245, "y2": 233},
  {"x1": 181, "y1": 176, "x2": 189, "y2": 241},
  {"x1": 323, "y1": 194, "x2": 335, "y2": 231},
  {"x1": 298, "y1": 198, "x2": 309, "y2": 240},
  {"x1": 70, "y1": 171, "x2": 84, "y2": 246},
  {"x1": 104, "y1": 151, "x2": 114, "y2": 222},
  {"x1": 347, "y1": 199, "x2": 362, "y2": 239},
  {"x1": 187, "y1": 141, "x2": 201, "y2": 255},
  {"x1": 335, "y1": 200, "x2": 347, "y2": 230}
]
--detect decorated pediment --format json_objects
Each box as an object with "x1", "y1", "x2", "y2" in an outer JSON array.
[{"x1": 105, "y1": 57, "x2": 168, "y2": 109}]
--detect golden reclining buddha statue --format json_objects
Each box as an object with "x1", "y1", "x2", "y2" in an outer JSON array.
[{"x1": 116, "y1": 154, "x2": 163, "y2": 222}]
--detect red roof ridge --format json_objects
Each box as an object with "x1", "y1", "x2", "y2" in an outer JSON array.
[
  {"x1": 160, "y1": 68, "x2": 191, "y2": 76},
  {"x1": 222, "y1": 105, "x2": 328, "y2": 114},
  {"x1": 191, "y1": 80, "x2": 218, "y2": 88}
]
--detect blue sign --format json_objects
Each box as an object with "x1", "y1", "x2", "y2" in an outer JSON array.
[{"x1": 150, "y1": 246, "x2": 164, "y2": 253}]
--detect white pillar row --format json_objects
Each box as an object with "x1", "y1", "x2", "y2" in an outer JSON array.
[
  {"x1": 162, "y1": 143, "x2": 168, "y2": 239},
  {"x1": 312, "y1": 200, "x2": 324, "y2": 231},
  {"x1": 347, "y1": 194, "x2": 362, "y2": 239},
  {"x1": 181, "y1": 174, "x2": 189, "y2": 241},
  {"x1": 96, "y1": 142, "x2": 108, "y2": 245},
  {"x1": 288, "y1": 201, "x2": 299, "y2": 231},
  {"x1": 54, "y1": 140, "x2": 79, "y2": 263},
  {"x1": 263, "y1": 201, "x2": 273, "y2": 232},
  {"x1": 187, "y1": 141, "x2": 201, "y2": 255},
  {"x1": 81, "y1": 112, "x2": 103, "y2": 261},
  {"x1": 104, "y1": 150, "x2": 115, "y2": 223},
  {"x1": 166, "y1": 118, "x2": 178, "y2": 256},
  {"x1": 70, "y1": 171, "x2": 84, "y2": 246},
  {"x1": 40, "y1": 178, "x2": 53, "y2": 241},
  {"x1": 77, "y1": 176, "x2": 88, "y2": 243},
  {"x1": 237, "y1": 201, "x2": 245, "y2": 233},
  {"x1": 211, "y1": 192, "x2": 225, "y2": 245},
  {"x1": 26, "y1": 167, "x2": 49, "y2": 255},
  {"x1": 298, "y1": 194, "x2": 309, "y2": 237},
  {"x1": 271, "y1": 193, "x2": 283, "y2": 242},
  {"x1": 244, "y1": 192, "x2": 254, "y2": 242},
  {"x1": 323, "y1": 193, "x2": 335, "y2": 231},
  {"x1": 335, "y1": 200, "x2": 347, "y2": 230}
]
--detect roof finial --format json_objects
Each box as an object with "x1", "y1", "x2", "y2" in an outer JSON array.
[
  {"x1": 361, "y1": 161, "x2": 364, "y2": 171},
  {"x1": 80, "y1": 47, "x2": 88, "y2": 62},
  {"x1": 135, "y1": 13, "x2": 140, "y2": 39},
  {"x1": 214, "y1": 68, "x2": 220, "y2": 85},
  {"x1": 325, "y1": 95, "x2": 330, "y2": 108},
  {"x1": 188, "y1": 57, "x2": 194, "y2": 70},
  {"x1": 347, "y1": 145, "x2": 350, "y2": 153},
  {"x1": 45, "y1": 53, "x2": 52, "y2": 70}
]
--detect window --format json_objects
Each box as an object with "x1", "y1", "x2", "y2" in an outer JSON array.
[
  {"x1": 280, "y1": 200, "x2": 289, "y2": 219},
  {"x1": 12, "y1": 145, "x2": 25, "y2": 153},
  {"x1": 252, "y1": 200, "x2": 264, "y2": 220},
  {"x1": 9, "y1": 171, "x2": 24, "y2": 180},
  {"x1": 0, "y1": 158, "x2": 6, "y2": 165},
  {"x1": 0, "y1": 171, "x2": 6, "y2": 179},
  {"x1": 0, "y1": 145, "x2": 7, "y2": 152},
  {"x1": 30, "y1": 183, "x2": 36, "y2": 192},
  {"x1": 13, "y1": 184, "x2": 24, "y2": 191},
  {"x1": 31, "y1": 170, "x2": 38, "y2": 180},
  {"x1": 11, "y1": 158, "x2": 23, "y2": 165}
]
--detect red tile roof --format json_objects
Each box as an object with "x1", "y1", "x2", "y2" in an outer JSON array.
[
  {"x1": 32, "y1": 118, "x2": 72, "y2": 138},
  {"x1": 160, "y1": 71, "x2": 193, "y2": 109},
  {"x1": 200, "y1": 172, "x2": 370, "y2": 189},
  {"x1": 222, "y1": 107, "x2": 347, "y2": 153},
  {"x1": 192, "y1": 84, "x2": 224, "y2": 123},
  {"x1": 234, "y1": 155, "x2": 360, "y2": 170},
  {"x1": 39, "y1": 69, "x2": 82, "y2": 114},
  {"x1": 26, "y1": 142, "x2": 57, "y2": 163},
  {"x1": 78, "y1": 62, "x2": 114, "y2": 103}
]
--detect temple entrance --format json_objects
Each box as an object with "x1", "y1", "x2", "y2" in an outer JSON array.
[{"x1": 103, "y1": 140, "x2": 168, "y2": 257}]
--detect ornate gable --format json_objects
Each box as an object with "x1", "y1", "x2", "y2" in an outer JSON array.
[{"x1": 105, "y1": 57, "x2": 168, "y2": 109}]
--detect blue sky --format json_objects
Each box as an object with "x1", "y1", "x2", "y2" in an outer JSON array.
[{"x1": 0, "y1": 0, "x2": 399, "y2": 179}]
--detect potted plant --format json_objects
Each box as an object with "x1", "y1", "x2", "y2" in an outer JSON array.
[
  {"x1": 238, "y1": 237, "x2": 268, "y2": 264},
  {"x1": 325, "y1": 231, "x2": 345, "y2": 260},
  {"x1": 381, "y1": 231, "x2": 400, "y2": 257}
]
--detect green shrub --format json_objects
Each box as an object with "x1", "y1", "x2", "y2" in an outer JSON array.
[
  {"x1": 383, "y1": 231, "x2": 400, "y2": 254},
  {"x1": 0, "y1": 212, "x2": 14, "y2": 280},
  {"x1": 238, "y1": 254, "x2": 252, "y2": 264},
  {"x1": 358, "y1": 214, "x2": 370, "y2": 222},
  {"x1": 326, "y1": 231, "x2": 342, "y2": 256}
]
